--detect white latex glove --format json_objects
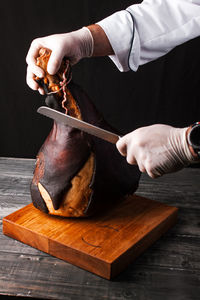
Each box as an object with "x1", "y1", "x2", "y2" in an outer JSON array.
[
  {"x1": 116, "y1": 124, "x2": 199, "y2": 178},
  {"x1": 26, "y1": 27, "x2": 94, "y2": 94}
]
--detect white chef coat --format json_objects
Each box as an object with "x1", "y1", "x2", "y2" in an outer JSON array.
[{"x1": 97, "y1": 0, "x2": 200, "y2": 72}]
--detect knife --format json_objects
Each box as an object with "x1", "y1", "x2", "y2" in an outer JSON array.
[{"x1": 37, "y1": 106, "x2": 120, "y2": 144}]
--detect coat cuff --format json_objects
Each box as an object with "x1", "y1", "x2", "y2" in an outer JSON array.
[{"x1": 97, "y1": 10, "x2": 137, "y2": 72}]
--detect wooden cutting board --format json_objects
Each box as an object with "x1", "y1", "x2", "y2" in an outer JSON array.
[{"x1": 3, "y1": 195, "x2": 177, "y2": 279}]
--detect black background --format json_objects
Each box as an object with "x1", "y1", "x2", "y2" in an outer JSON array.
[{"x1": 1, "y1": 0, "x2": 200, "y2": 158}]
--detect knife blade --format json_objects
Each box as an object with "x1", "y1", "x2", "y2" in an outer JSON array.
[{"x1": 37, "y1": 106, "x2": 120, "y2": 144}]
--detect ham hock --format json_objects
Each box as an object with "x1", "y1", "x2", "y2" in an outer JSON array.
[{"x1": 30, "y1": 48, "x2": 141, "y2": 217}]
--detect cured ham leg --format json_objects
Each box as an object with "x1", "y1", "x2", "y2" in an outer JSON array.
[{"x1": 31, "y1": 48, "x2": 141, "y2": 217}]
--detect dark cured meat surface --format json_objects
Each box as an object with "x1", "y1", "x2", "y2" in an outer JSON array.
[
  {"x1": 31, "y1": 81, "x2": 141, "y2": 216},
  {"x1": 69, "y1": 82, "x2": 141, "y2": 215},
  {"x1": 31, "y1": 123, "x2": 91, "y2": 211}
]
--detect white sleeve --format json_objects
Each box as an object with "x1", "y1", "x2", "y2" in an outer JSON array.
[{"x1": 97, "y1": 0, "x2": 200, "y2": 72}]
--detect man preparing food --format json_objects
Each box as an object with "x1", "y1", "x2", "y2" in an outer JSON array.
[{"x1": 26, "y1": 0, "x2": 200, "y2": 178}]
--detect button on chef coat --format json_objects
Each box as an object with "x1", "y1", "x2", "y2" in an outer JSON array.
[{"x1": 97, "y1": 0, "x2": 200, "y2": 72}]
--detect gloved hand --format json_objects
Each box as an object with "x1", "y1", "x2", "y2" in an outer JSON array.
[
  {"x1": 116, "y1": 124, "x2": 199, "y2": 178},
  {"x1": 26, "y1": 27, "x2": 94, "y2": 94}
]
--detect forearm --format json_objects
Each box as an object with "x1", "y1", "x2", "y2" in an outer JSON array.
[
  {"x1": 97, "y1": 0, "x2": 200, "y2": 72},
  {"x1": 116, "y1": 124, "x2": 200, "y2": 179},
  {"x1": 87, "y1": 24, "x2": 114, "y2": 57}
]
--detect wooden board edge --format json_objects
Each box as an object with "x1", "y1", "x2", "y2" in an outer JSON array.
[
  {"x1": 110, "y1": 207, "x2": 178, "y2": 279},
  {"x1": 48, "y1": 239, "x2": 111, "y2": 279},
  {"x1": 2, "y1": 207, "x2": 111, "y2": 279},
  {"x1": 2, "y1": 203, "x2": 33, "y2": 221},
  {"x1": 2, "y1": 216, "x2": 49, "y2": 253},
  {"x1": 2, "y1": 202, "x2": 178, "y2": 280}
]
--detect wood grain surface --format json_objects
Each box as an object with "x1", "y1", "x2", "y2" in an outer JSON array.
[
  {"x1": 0, "y1": 157, "x2": 200, "y2": 299},
  {"x1": 3, "y1": 195, "x2": 177, "y2": 279}
]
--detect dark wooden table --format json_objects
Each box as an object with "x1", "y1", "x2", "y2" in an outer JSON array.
[{"x1": 0, "y1": 157, "x2": 200, "y2": 300}]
